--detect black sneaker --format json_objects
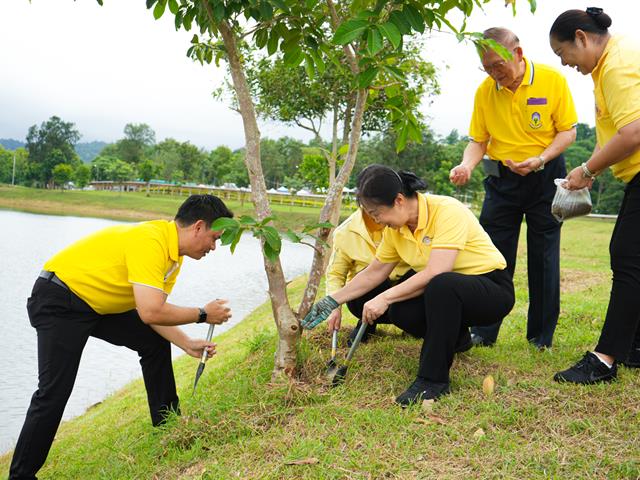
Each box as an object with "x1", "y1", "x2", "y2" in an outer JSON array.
[
  {"x1": 471, "y1": 333, "x2": 495, "y2": 347},
  {"x1": 553, "y1": 352, "x2": 617, "y2": 384},
  {"x1": 394, "y1": 377, "x2": 450, "y2": 407},
  {"x1": 347, "y1": 320, "x2": 376, "y2": 347},
  {"x1": 620, "y1": 346, "x2": 640, "y2": 368}
]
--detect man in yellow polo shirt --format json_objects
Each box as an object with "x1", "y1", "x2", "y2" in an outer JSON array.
[
  {"x1": 10, "y1": 194, "x2": 233, "y2": 479},
  {"x1": 449, "y1": 27, "x2": 577, "y2": 349}
]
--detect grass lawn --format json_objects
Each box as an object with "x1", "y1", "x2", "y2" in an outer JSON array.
[
  {"x1": 1, "y1": 213, "x2": 638, "y2": 478},
  {"x1": 0, "y1": 185, "x2": 347, "y2": 231}
]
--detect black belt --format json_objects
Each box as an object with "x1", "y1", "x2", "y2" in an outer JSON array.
[{"x1": 39, "y1": 270, "x2": 69, "y2": 291}]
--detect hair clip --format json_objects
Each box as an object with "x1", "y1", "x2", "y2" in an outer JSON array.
[{"x1": 586, "y1": 7, "x2": 603, "y2": 16}]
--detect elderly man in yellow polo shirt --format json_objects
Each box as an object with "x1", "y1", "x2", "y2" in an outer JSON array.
[
  {"x1": 10, "y1": 194, "x2": 233, "y2": 479},
  {"x1": 449, "y1": 27, "x2": 577, "y2": 349}
]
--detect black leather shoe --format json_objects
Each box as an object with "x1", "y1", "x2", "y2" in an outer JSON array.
[
  {"x1": 395, "y1": 377, "x2": 450, "y2": 407},
  {"x1": 347, "y1": 320, "x2": 376, "y2": 347},
  {"x1": 554, "y1": 352, "x2": 617, "y2": 384},
  {"x1": 454, "y1": 336, "x2": 473, "y2": 354},
  {"x1": 471, "y1": 333, "x2": 494, "y2": 347}
]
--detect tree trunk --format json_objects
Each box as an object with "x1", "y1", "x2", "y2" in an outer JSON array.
[
  {"x1": 217, "y1": 20, "x2": 299, "y2": 381},
  {"x1": 298, "y1": 88, "x2": 368, "y2": 318}
]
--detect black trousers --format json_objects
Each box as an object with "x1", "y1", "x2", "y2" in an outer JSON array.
[
  {"x1": 10, "y1": 277, "x2": 179, "y2": 480},
  {"x1": 349, "y1": 269, "x2": 514, "y2": 383},
  {"x1": 473, "y1": 155, "x2": 566, "y2": 347},
  {"x1": 595, "y1": 173, "x2": 640, "y2": 359}
]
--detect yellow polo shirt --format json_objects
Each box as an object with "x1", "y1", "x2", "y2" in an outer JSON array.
[
  {"x1": 592, "y1": 35, "x2": 640, "y2": 183},
  {"x1": 375, "y1": 194, "x2": 506, "y2": 275},
  {"x1": 326, "y1": 209, "x2": 410, "y2": 295},
  {"x1": 44, "y1": 220, "x2": 183, "y2": 314},
  {"x1": 469, "y1": 57, "x2": 577, "y2": 163}
]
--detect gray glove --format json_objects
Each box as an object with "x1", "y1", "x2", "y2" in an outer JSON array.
[{"x1": 301, "y1": 295, "x2": 339, "y2": 330}]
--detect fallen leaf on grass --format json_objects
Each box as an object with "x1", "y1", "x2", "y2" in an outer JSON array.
[
  {"x1": 285, "y1": 458, "x2": 319, "y2": 466},
  {"x1": 414, "y1": 415, "x2": 447, "y2": 425},
  {"x1": 482, "y1": 375, "x2": 495, "y2": 395},
  {"x1": 473, "y1": 428, "x2": 485, "y2": 439}
]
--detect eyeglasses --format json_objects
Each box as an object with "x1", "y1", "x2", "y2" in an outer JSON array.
[
  {"x1": 479, "y1": 60, "x2": 507, "y2": 74},
  {"x1": 479, "y1": 47, "x2": 517, "y2": 74}
]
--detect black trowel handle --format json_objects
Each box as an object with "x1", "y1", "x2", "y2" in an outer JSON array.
[{"x1": 345, "y1": 320, "x2": 369, "y2": 364}]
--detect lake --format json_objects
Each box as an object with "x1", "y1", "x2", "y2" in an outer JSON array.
[{"x1": 0, "y1": 210, "x2": 313, "y2": 454}]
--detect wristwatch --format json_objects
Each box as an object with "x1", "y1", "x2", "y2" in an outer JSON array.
[
  {"x1": 197, "y1": 307, "x2": 207, "y2": 324},
  {"x1": 534, "y1": 155, "x2": 545, "y2": 172}
]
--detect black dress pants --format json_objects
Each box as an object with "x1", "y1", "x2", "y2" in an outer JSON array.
[
  {"x1": 10, "y1": 277, "x2": 179, "y2": 480},
  {"x1": 473, "y1": 155, "x2": 565, "y2": 347},
  {"x1": 595, "y1": 173, "x2": 640, "y2": 359},
  {"x1": 388, "y1": 269, "x2": 515, "y2": 383}
]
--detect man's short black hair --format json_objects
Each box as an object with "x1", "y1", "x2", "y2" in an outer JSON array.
[{"x1": 174, "y1": 194, "x2": 233, "y2": 228}]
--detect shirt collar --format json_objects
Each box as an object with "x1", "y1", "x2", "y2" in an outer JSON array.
[
  {"x1": 496, "y1": 56, "x2": 534, "y2": 91},
  {"x1": 398, "y1": 193, "x2": 428, "y2": 241},
  {"x1": 168, "y1": 220, "x2": 180, "y2": 262},
  {"x1": 592, "y1": 36, "x2": 616, "y2": 79},
  {"x1": 348, "y1": 209, "x2": 380, "y2": 248}
]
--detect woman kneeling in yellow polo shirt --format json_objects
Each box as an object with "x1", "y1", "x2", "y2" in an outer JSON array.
[
  {"x1": 303, "y1": 165, "x2": 515, "y2": 405},
  {"x1": 550, "y1": 8, "x2": 640, "y2": 383}
]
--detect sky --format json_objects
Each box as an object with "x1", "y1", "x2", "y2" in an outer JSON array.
[{"x1": 1, "y1": 1, "x2": 639, "y2": 151}]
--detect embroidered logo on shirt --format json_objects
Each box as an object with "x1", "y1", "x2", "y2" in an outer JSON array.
[{"x1": 529, "y1": 111, "x2": 542, "y2": 129}]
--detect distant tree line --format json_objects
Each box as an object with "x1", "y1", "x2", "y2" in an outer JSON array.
[{"x1": 0, "y1": 115, "x2": 622, "y2": 213}]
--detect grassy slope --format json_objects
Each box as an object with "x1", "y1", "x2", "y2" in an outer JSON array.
[
  {"x1": 0, "y1": 185, "x2": 339, "y2": 230},
  {"x1": 1, "y1": 214, "x2": 639, "y2": 478}
]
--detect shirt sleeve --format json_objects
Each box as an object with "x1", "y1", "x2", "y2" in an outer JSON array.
[
  {"x1": 430, "y1": 203, "x2": 469, "y2": 250},
  {"x1": 375, "y1": 228, "x2": 402, "y2": 264},
  {"x1": 125, "y1": 235, "x2": 168, "y2": 291},
  {"x1": 469, "y1": 85, "x2": 490, "y2": 143},
  {"x1": 551, "y1": 72, "x2": 578, "y2": 132},
  {"x1": 602, "y1": 62, "x2": 640, "y2": 130},
  {"x1": 325, "y1": 244, "x2": 353, "y2": 296}
]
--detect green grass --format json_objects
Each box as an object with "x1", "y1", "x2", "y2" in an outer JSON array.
[
  {"x1": 2, "y1": 215, "x2": 639, "y2": 479},
  {"x1": 0, "y1": 185, "x2": 347, "y2": 231}
]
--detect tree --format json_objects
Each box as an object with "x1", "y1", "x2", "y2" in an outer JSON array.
[
  {"x1": 26, "y1": 116, "x2": 81, "y2": 187},
  {"x1": 94, "y1": 0, "x2": 536, "y2": 380},
  {"x1": 52, "y1": 163, "x2": 74, "y2": 190},
  {"x1": 120, "y1": 123, "x2": 156, "y2": 164},
  {"x1": 138, "y1": 159, "x2": 158, "y2": 196},
  {"x1": 74, "y1": 164, "x2": 92, "y2": 189}
]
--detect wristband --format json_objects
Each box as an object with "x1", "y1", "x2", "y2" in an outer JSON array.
[
  {"x1": 197, "y1": 307, "x2": 207, "y2": 324},
  {"x1": 580, "y1": 162, "x2": 596, "y2": 179}
]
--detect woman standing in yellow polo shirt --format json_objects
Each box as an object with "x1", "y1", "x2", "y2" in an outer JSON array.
[
  {"x1": 303, "y1": 165, "x2": 515, "y2": 405},
  {"x1": 550, "y1": 8, "x2": 640, "y2": 384}
]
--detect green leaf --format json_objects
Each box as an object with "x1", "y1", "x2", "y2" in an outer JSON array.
[
  {"x1": 283, "y1": 230, "x2": 302, "y2": 243},
  {"x1": 528, "y1": 0, "x2": 537, "y2": 13},
  {"x1": 261, "y1": 226, "x2": 282, "y2": 255},
  {"x1": 229, "y1": 230, "x2": 242, "y2": 254},
  {"x1": 238, "y1": 215, "x2": 257, "y2": 226},
  {"x1": 168, "y1": 0, "x2": 178, "y2": 15},
  {"x1": 213, "y1": 2, "x2": 225, "y2": 22},
  {"x1": 311, "y1": 51, "x2": 326, "y2": 74},
  {"x1": 220, "y1": 226, "x2": 239, "y2": 246},
  {"x1": 257, "y1": 216, "x2": 276, "y2": 227},
  {"x1": 338, "y1": 144, "x2": 349, "y2": 156},
  {"x1": 255, "y1": 29, "x2": 269, "y2": 49},
  {"x1": 403, "y1": 4, "x2": 425, "y2": 33},
  {"x1": 190, "y1": 34, "x2": 198, "y2": 44},
  {"x1": 271, "y1": 0, "x2": 290, "y2": 13},
  {"x1": 333, "y1": 19, "x2": 368, "y2": 45},
  {"x1": 267, "y1": 32, "x2": 280, "y2": 56},
  {"x1": 283, "y1": 45, "x2": 304, "y2": 66},
  {"x1": 358, "y1": 66, "x2": 379, "y2": 89},
  {"x1": 146, "y1": 0, "x2": 158, "y2": 9},
  {"x1": 258, "y1": 2, "x2": 274, "y2": 20},
  {"x1": 366, "y1": 27, "x2": 384, "y2": 55},
  {"x1": 262, "y1": 242, "x2": 279, "y2": 262},
  {"x1": 385, "y1": 84, "x2": 400, "y2": 98},
  {"x1": 396, "y1": 123, "x2": 409, "y2": 153},
  {"x1": 302, "y1": 221, "x2": 333, "y2": 233},
  {"x1": 304, "y1": 54, "x2": 315, "y2": 80},
  {"x1": 378, "y1": 21, "x2": 401, "y2": 49},
  {"x1": 389, "y1": 10, "x2": 411, "y2": 35},
  {"x1": 211, "y1": 217, "x2": 239, "y2": 231},
  {"x1": 153, "y1": 0, "x2": 166, "y2": 20}
]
